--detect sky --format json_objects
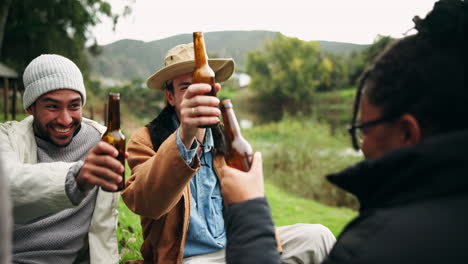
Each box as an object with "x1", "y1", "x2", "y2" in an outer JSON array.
[{"x1": 92, "y1": 0, "x2": 439, "y2": 45}]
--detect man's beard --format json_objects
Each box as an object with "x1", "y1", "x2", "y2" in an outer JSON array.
[{"x1": 33, "y1": 119, "x2": 82, "y2": 147}]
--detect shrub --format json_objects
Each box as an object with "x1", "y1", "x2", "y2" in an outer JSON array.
[{"x1": 244, "y1": 117, "x2": 362, "y2": 209}]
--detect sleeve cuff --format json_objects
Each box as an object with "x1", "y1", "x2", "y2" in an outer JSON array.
[
  {"x1": 176, "y1": 128, "x2": 198, "y2": 164},
  {"x1": 65, "y1": 160, "x2": 87, "y2": 205}
]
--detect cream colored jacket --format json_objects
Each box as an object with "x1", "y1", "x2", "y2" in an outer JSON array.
[{"x1": 0, "y1": 115, "x2": 119, "y2": 264}]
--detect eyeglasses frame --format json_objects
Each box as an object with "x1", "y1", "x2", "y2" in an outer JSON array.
[{"x1": 348, "y1": 115, "x2": 400, "y2": 151}]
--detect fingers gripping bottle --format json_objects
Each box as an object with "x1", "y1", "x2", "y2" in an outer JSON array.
[{"x1": 102, "y1": 92, "x2": 126, "y2": 192}]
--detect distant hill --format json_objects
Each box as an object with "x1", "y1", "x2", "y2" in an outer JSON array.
[
  {"x1": 88, "y1": 30, "x2": 368, "y2": 85},
  {"x1": 316, "y1": 40, "x2": 368, "y2": 55}
]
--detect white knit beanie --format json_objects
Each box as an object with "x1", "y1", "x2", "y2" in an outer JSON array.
[{"x1": 22, "y1": 54, "x2": 86, "y2": 110}]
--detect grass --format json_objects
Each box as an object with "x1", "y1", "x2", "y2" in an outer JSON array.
[
  {"x1": 117, "y1": 182, "x2": 357, "y2": 263},
  {"x1": 265, "y1": 183, "x2": 356, "y2": 237},
  {"x1": 313, "y1": 88, "x2": 356, "y2": 127},
  {"x1": 243, "y1": 117, "x2": 363, "y2": 209},
  {"x1": 117, "y1": 198, "x2": 144, "y2": 262}
]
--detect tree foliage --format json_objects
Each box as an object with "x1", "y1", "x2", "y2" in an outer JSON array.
[
  {"x1": 89, "y1": 78, "x2": 165, "y2": 124},
  {"x1": 1, "y1": 0, "x2": 128, "y2": 76},
  {"x1": 245, "y1": 34, "x2": 395, "y2": 122},
  {"x1": 347, "y1": 35, "x2": 394, "y2": 85},
  {"x1": 246, "y1": 34, "x2": 335, "y2": 121},
  {"x1": 323, "y1": 53, "x2": 350, "y2": 91}
]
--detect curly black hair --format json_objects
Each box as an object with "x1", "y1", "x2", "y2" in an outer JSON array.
[{"x1": 351, "y1": 0, "x2": 467, "y2": 136}]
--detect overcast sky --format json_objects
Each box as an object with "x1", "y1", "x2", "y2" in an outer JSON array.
[{"x1": 92, "y1": 0, "x2": 439, "y2": 45}]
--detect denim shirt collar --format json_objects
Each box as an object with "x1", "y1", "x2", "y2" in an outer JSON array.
[{"x1": 172, "y1": 113, "x2": 214, "y2": 153}]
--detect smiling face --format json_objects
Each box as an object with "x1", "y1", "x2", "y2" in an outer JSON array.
[{"x1": 27, "y1": 89, "x2": 83, "y2": 147}]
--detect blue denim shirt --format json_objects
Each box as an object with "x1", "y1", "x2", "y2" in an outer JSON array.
[{"x1": 176, "y1": 128, "x2": 226, "y2": 257}]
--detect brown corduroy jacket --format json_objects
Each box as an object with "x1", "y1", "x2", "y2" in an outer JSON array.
[
  {"x1": 122, "y1": 106, "x2": 281, "y2": 264},
  {"x1": 121, "y1": 105, "x2": 228, "y2": 264}
]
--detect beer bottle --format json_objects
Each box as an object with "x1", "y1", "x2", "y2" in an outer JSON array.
[
  {"x1": 193, "y1": 32, "x2": 217, "y2": 129},
  {"x1": 192, "y1": 31, "x2": 216, "y2": 96},
  {"x1": 102, "y1": 92, "x2": 126, "y2": 192},
  {"x1": 220, "y1": 99, "x2": 253, "y2": 172}
]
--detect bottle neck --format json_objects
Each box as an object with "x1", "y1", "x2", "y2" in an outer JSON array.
[
  {"x1": 107, "y1": 94, "x2": 120, "y2": 130},
  {"x1": 193, "y1": 32, "x2": 209, "y2": 68}
]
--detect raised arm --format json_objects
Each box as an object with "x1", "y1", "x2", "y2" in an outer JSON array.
[
  {"x1": 0, "y1": 122, "x2": 78, "y2": 223},
  {"x1": 121, "y1": 128, "x2": 199, "y2": 219}
]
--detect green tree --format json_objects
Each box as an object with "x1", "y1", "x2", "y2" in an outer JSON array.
[
  {"x1": 0, "y1": 0, "x2": 12, "y2": 55},
  {"x1": 246, "y1": 34, "x2": 331, "y2": 121},
  {"x1": 315, "y1": 56, "x2": 334, "y2": 91},
  {"x1": 325, "y1": 53, "x2": 350, "y2": 91},
  {"x1": 1, "y1": 0, "x2": 131, "y2": 76},
  {"x1": 347, "y1": 35, "x2": 394, "y2": 85},
  {"x1": 106, "y1": 79, "x2": 165, "y2": 123}
]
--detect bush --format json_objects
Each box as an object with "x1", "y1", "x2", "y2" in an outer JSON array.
[{"x1": 244, "y1": 117, "x2": 362, "y2": 209}]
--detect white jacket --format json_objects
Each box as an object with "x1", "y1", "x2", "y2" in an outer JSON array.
[{"x1": 0, "y1": 115, "x2": 120, "y2": 264}]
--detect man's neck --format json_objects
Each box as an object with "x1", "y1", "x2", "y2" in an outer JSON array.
[
  {"x1": 35, "y1": 122, "x2": 100, "y2": 163},
  {"x1": 196, "y1": 129, "x2": 206, "y2": 144}
]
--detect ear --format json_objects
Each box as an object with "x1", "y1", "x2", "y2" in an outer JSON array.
[
  {"x1": 26, "y1": 104, "x2": 35, "y2": 115},
  {"x1": 164, "y1": 89, "x2": 175, "y2": 107},
  {"x1": 398, "y1": 114, "x2": 422, "y2": 146}
]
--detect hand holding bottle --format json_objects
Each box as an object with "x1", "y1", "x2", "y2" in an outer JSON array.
[
  {"x1": 76, "y1": 141, "x2": 127, "y2": 192},
  {"x1": 220, "y1": 152, "x2": 265, "y2": 206},
  {"x1": 178, "y1": 82, "x2": 221, "y2": 148}
]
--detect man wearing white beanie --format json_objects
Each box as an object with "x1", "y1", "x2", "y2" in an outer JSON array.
[{"x1": 0, "y1": 54, "x2": 123, "y2": 263}]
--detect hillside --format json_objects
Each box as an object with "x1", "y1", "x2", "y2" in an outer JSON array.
[{"x1": 88, "y1": 30, "x2": 368, "y2": 85}]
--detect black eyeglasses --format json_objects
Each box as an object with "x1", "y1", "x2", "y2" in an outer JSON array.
[{"x1": 348, "y1": 115, "x2": 399, "y2": 151}]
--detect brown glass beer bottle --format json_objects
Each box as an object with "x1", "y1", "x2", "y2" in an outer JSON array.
[
  {"x1": 102, "y1": 92, "x2": 126, "y2": 192},
  {"x1": 193, "y1": 32, "x2": 217, "y2": 129},
  {"x1": 220, "y1": 99, "x2": 253, "y2": 172},
  {"x1": 192, "y1": 31, "x2": 216, "y2": 96}
]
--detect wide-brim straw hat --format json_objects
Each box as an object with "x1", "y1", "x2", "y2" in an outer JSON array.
[{"x1": 147, "y1": 43, "x2": 235, "y2": 91}]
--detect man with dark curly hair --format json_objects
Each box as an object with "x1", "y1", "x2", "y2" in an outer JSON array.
[{"x1": 220, "y1": 0, "x2": 468, "y2": 263}]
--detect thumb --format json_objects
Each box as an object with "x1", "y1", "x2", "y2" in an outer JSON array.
[{"x1": 249, "y1": 152, "x2": 263, "y2": 173}]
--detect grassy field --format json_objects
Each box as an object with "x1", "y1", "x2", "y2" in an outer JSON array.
[
  {"x1": 117, "y1": 182, "x2": 357, "y2": 263},
  {"x1": 117, "y1": 198, "x2": 144, "y2": 262},
  {"x1": 265, "y1": 183, "x2": 356, "y2": 236},
  {"x1": 243, "y1": 117, "x2": 362, "y2": 209},
  {"x1": 313, "y1": 88, "x2": 356, "y2": 132}
]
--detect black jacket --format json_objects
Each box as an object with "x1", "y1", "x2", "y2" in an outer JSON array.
[
  {"x1": 323, "y1": 129, "x2": 468, "y2": 264},
  {"x1": 225, "y1": 129, "x2": 468, "y2": 264},
  {"x1": 225, "y1": 198, "x2": 280, "y2": 264}
]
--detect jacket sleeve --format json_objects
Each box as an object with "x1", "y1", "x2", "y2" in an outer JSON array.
[
  {"x1": 0, "y1": 123, "x2": 78, "y2": 224},
  {"x1": 121, "y1": 127, "x2": 199, "y2": 219},
  {"x1": 225, "y1": 197, "x2": 281, "y2": 264}
]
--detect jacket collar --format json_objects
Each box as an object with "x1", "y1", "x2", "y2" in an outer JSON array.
[
  {"x1": 145, "y1": 105, "x2": 225, "y2": 153},
  {"x1": 327, "y1": 129, "x2": 468, "y2": 210},
  {"x1": 146, "y1": 105, "x2": 178, "y2": 152}
]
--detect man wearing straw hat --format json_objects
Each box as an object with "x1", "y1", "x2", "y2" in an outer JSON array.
[{"x1": 122, "y1": 42, "x2": 336, "y2": 264}]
